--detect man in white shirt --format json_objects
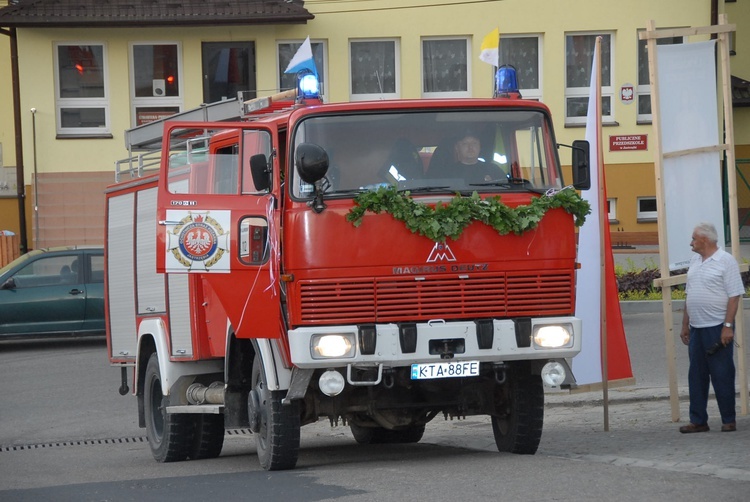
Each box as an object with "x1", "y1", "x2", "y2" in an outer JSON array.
[{"x1": 679, "y1": 222, "x2": 744, "y2": 433}]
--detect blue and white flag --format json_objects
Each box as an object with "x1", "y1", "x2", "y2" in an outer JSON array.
[{"x1": 284, "y1": 36, "x2": 317, "y2": 76}]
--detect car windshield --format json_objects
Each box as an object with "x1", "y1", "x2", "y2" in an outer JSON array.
[
  {"x1": 290, "y1": 109, "x2": 563, "y2": 198},
  {"x1": 0, "y1": 249, "x2": 40, "y2": 277}
]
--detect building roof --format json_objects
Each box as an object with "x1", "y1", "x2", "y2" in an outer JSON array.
[{"x1": 0, "y1": 0, "x2": 313, "y2": 28}]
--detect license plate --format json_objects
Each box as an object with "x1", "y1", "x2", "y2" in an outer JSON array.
[{"x1": 410, "y1": 361, "x2": 480, "y2": 380}]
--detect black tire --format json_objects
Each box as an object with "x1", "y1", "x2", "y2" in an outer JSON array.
[
  {"x1": 350, "y1": 423, "x2": 425, "y2": 444},
  {"x1": 392, "y1": 424, "x2": 425, "y2": 444},
  {"x1": 143, "y1": 353, "x2": 192, "y2": 462},
  {"x1": 350, "y1": 423, "x2": 380, "y2": 444},
  {"x1": 188, "y1": 413, "x2": 225, "y2": 460},
  {"x1": 251, "y1": 356, "x2": 300, "y2": 471},
  {"x1": 491, "y1": 369, "x2": 543, "y2": 455}
]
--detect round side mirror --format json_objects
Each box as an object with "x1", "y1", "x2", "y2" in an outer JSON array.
[{"x1": 295, "y1": 143, "x2": 329, "y2": 184}]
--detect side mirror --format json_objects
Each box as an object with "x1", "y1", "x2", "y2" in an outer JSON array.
[
  {"x1": 250, "y1": 154, "x2": 271, "y2": 192},
  {"x1": 1, "y1": 277, "x2": 16, "y2": 290},
  {"x1": 571, "y1": 140, "x2": 591, "y2": 190},
  {"x1": 295, "y1": 143, "x2": 329, "y2": 184}
]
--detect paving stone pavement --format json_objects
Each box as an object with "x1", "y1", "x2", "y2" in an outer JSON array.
[{"x1": 404, "y1": 387, "x2": 750, "y2": 482}]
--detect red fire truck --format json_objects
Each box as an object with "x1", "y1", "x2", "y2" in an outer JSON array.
[{"x1": 105, "y1": 71, "x2": 591, "y2": 470}]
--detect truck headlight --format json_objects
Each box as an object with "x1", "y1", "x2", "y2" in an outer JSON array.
[
  {"x1": 532, "y1": 324, "x2": 572, "y2": 348},
  {"x1": 311, "y1": 333, "x2": 355, "y2": 359}
]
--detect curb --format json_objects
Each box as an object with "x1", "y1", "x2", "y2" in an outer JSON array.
[
  {"x1": 619, "y1": 297, "x2": 750, "y2": 314},
  {"x1": 544, "y1": 388, "x2": 690, "y2": 407}
]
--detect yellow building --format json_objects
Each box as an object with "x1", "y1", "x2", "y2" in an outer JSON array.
[{"x1": 0, "y1": 0, "x2": 748, "y2": 251}]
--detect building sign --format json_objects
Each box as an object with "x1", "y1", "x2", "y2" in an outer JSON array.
[
  {"x1": 609, "y1": 134, "x2": 647, "y2": 152},
  {"x1": 136, "y1": 110, "x2": 178, "y2": 126}
]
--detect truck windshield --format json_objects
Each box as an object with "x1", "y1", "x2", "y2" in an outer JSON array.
[{"x1": 290, "y1": 109, "x2": 563, "y2": 198}]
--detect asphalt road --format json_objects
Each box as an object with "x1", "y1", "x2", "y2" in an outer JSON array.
[{"x1": 1, "y1": 311, "x2": 749, "y2": 501}]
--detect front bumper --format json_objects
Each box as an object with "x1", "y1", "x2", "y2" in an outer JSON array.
[{"x1": 288, "y1": 317, "x2": 581, "y2": 369}]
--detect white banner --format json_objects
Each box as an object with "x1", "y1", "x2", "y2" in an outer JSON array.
[
  {"x1": 657, "y1": 40, "x2": 724, "y2": 269},
  {"x1": 573, "y1": 42, "x2": 602, "y2": 386}
]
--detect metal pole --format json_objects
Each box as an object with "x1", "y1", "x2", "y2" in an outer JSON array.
[{"x1": 31, "y1": 108, "x2": 38, "y2": 248}]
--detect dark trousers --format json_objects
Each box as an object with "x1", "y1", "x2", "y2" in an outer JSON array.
[{"x1": 688, "y1": 323, "x2": 736, "y2": 425}]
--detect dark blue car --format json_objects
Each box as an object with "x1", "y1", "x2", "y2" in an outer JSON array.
[{"x1": 0, "y1": 246, "x2": 105, "y2": 338}]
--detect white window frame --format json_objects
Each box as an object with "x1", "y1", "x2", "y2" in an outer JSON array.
[
  {"x1": 349, "y1": 38, "x2": 400, "y2": 101},
  {"x1": 636, "y1": 32, "x2": 684, "y2": 124},
  {"x1": 277, "y1": 39, "x2": 328, "y2": 100},
  {"x1": 498, "y1": 34, "x2": 543, "y2": 101},
  {"x1": 564, "y1": 32, "x2": 614, "y2": 126},
  {"x1": 637, "y1": 196, "x2": 658, "y2": 221},
  {"x1": 607, "y1": 198, "x2": 617, "y2": 222},
  {"x1": 53, "y1": 41, "x2": 110, "y2": 136},
  {"x1": 129, "y1": 42, "x2": 183, "y2": 128},
  {"x1": 421, "y1": 36, "x2": 471, "y2": 98}
]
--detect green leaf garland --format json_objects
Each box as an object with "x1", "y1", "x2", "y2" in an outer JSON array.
[{"x1": 346, "y1": 186, "x2": 591, "y2": 243}]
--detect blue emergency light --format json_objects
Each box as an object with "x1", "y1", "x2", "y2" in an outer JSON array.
[
  {"x1": 297, "y1": 70, "x2": 321, "y2": 100},
  {"x1": 494, "y1": 65, "x2": 521, "y2": 98}
]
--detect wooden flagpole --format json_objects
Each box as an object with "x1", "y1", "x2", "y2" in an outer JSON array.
[
  {"x1": 717, "y1": 14, "x2": 747, "y2": 415},
  {"x1": 642, "y1": 19, "x2": 680, "y2": 422},
  {"x1": 594, "y1": 37, "x2": 610, "y2": 432}
]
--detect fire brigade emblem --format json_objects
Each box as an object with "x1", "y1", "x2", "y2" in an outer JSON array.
[
  {"x1": 165, "y1": 210, "x2": 231, "y2": 272},
  {"x1": 426, "y1": 242, "x2": 456, "y2": 262}
]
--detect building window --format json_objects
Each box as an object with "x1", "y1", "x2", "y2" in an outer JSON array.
[
  {"x1": 637, "y1": 196, "x2": 658, "y2": 221},
  {"x1": 499, "y1": 35, "x2": 542, "y2": 100},
  {"x1": 130, "y1": 43, "x2": 182, "y2": 126},
  {"x1": 350, "y1": 39, "x2": 400, "y2": 101},
  {"x1": 54, "y1": 43, "x2": 109, "y2": 136},
  {"x1": 564, "y1": 32, "x2": 614, "y2": 125},
  {"x1": 422, "y1": 37, "x2": 470, "y2": 98},
  {"x1": 607, "y1": 198, "x2": 617, "y2": 222},
  {"x1": 278, "y1": 40, "x2": 327, "y2": 98},
  {"x1": 202, "y1": 42, "x2": 256, "y2": 104},
  {"x1": 637, "y1": 34, "x2": 683, "y2": 123}
]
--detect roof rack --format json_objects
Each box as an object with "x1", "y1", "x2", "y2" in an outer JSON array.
[
  {"x1": 124, "y1": 89, "x2": 301, "y2": 153},
  {"x1": 117, "y1": 89, "x2": 305, "y2": 181}
]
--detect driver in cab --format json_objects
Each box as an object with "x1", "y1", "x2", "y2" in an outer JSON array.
[{"x1": 452, "y1": 130, "x2": 506, "y2": 184}]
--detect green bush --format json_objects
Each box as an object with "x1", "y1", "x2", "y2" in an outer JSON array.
[{"x1": 614, "y1": 258, "x2": 750, "y2": 300}]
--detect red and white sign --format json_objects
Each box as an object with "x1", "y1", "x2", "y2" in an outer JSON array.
[
  {"x1": 620, "y1": 83, "x2": 634, "y2": 104},
  {"x1": 609, "y1": 134, "x2": 647, "y2": 152}
]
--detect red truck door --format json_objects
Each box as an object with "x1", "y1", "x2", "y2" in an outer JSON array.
[{"x1": 156, "y1": 121, "x2": 281, "y2": 339}]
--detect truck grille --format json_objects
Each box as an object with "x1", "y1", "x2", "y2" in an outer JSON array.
[{"x1": 296, "y1": 270, "x2": 574, "y2": 324}]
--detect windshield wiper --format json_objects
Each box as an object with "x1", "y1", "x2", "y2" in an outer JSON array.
[
  {"x1": 468, "y1": 179, "x2": 512, "y2": 188},
  {"x1": 325, "y1": 188, "x2": 368, "y2": 196},
  {"x1": 397, "y1": 186, "x2": 451, "y2": 194}
]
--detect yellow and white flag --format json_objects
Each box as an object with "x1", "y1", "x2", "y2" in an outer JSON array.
[{"x1": 479, "y1": 28, "x2": 499, "y2": 66}]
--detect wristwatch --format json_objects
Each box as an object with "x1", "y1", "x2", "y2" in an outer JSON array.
[{"x1": 723, "y1": 322, "x2": 733, "y2": 328}]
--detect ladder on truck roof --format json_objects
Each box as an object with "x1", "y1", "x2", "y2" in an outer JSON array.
[{"x1": 115, "y1": 89, "x2": 299, "y2": 182}]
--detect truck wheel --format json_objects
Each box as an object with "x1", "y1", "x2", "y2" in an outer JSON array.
[
  {"x1": 350, "y1": 423, "x2": 425, "y2": 444},
  {"x1": 251, "y1": 356, "x2": 300, "y2": 470},
  {"x1": 188, "y1": 414, "x2": 225, "y2": 460},
  {"x1": 491, "y1": 369, "x2": 543, "y2": 455},
  {"x1": 144, "y1": 353, "x2": 192, "y2": 462}
]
